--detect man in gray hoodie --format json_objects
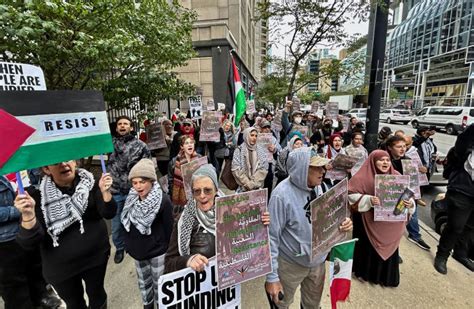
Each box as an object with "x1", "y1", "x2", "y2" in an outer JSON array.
[{"x1": 265, "y1": 147, "x2": 353, "y2": 308}]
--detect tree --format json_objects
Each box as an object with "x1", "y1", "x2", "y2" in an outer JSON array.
[
  {"x1": 257, "y1": 0, "x2": 372, "y2": 99},
  {"x1": 0, "y1": 0, "x2": 196, "y2": 110}
]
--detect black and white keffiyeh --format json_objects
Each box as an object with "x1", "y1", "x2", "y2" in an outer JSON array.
[
  {"x1": 40, "y1": 168, "x2": 94, "y2": 247},
  {"x1": 177, "y1": 191, "x2": 222, "y2": 256},
  {"x1": 121, "y1": 182, "x2": 163, "y2": 235}
]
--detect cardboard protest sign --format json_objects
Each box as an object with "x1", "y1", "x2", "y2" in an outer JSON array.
[
  {"x1": 188, "y1": 95, "x2": 203, "y2": 119},
  {"x1": 326, "y1": 102, "x2": 339, "y2": 120},
  {"x1": 215, "y1": 189, "x2": 271, "y2": 290},
  {"x1": 402, "y1": 159, "x2": 421, "y2": 199},
  {"x1": 331, "y1": 153, "x2": 359, "y2": 170},
  {"x1": 180, "y1": 156, "x2": 209, "y2": 200},
  {"x1": 205, "y1": 99, "x2": 216, "y2": 111},
  {"x1": 0, "y1": 62, "x2": 46, "y2": 91},
  {"x1": 311, "y1": 101, "x2": 319, "y2": 113},
  {"x1": 0, "y1": 91, "x2": 113, "y2": 175},
  {"x1": 374, "y1": 175, "x2": 410, "y2": 221},
  {"x1": 200, "y1": 111, "x2": 222, "y2": 142},
  {"x1": 246, "y1": 100, "x2": 256, "y2": 114},
  {"x1": 311, "y1": 178, "x2": 349, "y2": 257},
  {"x1": 271, "y1": 110, "x2": 283, "y2": 132},
  {"x1": 405, "y1": 150, "x2": 429, "y2": 186},
  {"x1": 158, "y1": 258, "x2": 241, "y2": 308},
  {"x1": 257, "y1": 133, "x2": 274, "y2": 162},
  {"x1": 146, "y1": 123, "x2": 167, "y2": 150},
  {"x1": 292, "y1": 97, "x2": 301, "y2": 111}
]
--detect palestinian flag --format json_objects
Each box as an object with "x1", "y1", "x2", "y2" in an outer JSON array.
[
  {"x1": 0, "y1": 90, "x2": 113, "y2": 175},
  {"x1": 229, "y1": 55, "x2": 246, "y2": 126},
  {"x1": 329, "y1": 239, "x2": 357, "y2": 309}
]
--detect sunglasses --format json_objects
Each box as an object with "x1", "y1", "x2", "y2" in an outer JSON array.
[{"x1": 192, "y1": 187, "x2": 215, "y2": 196}]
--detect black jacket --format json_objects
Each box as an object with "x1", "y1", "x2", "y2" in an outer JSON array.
[
  {"x1": 447, "y1": 125, "x2": 474, "y2": 198},
  {"x1": 16, "y1": 175, "x2": 117, "y2": 284},
  {"x1": 123, "y1": 194, "x2": 174, "y2": 261}
]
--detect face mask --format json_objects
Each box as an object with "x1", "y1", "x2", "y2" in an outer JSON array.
[{"x1": 294, "y1": 117, "x2": 302, "y2": 124}]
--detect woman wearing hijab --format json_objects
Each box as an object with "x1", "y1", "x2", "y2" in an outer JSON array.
[
  {"x1": 168, "y1": 135, "x2": 202, "y2": 219},
  {"x1": 275, "y1": 133, "x2": 304, "y2": 184},
  {"x1": 323, "y1": 133, "x2": 348, "y2": 185},
  {"x1": 164, "y1": 164, "x2": 270, "y2": 273},
  {"x1": 348, "y1": 150, "x2": 415, "y2": 287},
  {"x1": 14, "y1": 160, "x2": 116, "y2": 309},
  {"x1": 231, "y1": 127, "x2": 269, "y2": 192},
  {"x1": 121, "y1": 159, "x2": 173, "y2": 309}
]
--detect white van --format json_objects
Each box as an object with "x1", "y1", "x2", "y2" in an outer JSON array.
[
  {"x1": 411, "y1": 106, "x2": 474, "y2": 135},
  {"x1": 380, "y1": 109, "x2": 411, "y2": 124},
  {"x1": 347, "y1": 108, "x2": 367, "y2": 123}
]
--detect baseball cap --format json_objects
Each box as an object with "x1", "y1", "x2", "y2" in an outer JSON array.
[
  {"x1": 309, "y1": 152, "x2": 331, "y2": 167},
  {"x1": 260, "y1": 120, "x2": 271, "y2": 128}
]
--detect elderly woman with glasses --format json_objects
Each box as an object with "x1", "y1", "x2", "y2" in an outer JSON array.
[
  {"x1": 164, "y1": 164, "x2": 270, "y2": 273},
  {"x1": 14, "y1": 160, "x2": 116, "y2": 309}
]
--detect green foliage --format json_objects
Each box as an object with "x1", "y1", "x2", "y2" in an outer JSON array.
[
  {"x1": 0, "y1": 0, "x2": 196, "y2": 109},
  {"x1": 257, "y1": 0, "x2": 371, "y2": 99}
]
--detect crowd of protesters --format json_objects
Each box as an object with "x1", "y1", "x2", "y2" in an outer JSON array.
[{"x1": 1, "y1": 99, "x2": 473, "y2": 309}]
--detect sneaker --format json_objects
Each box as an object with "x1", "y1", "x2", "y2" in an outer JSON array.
[
  {"x1": 408, "y1": 236, "x2": 431, "y2": 250},
  {"x1": 114, "y1": 249, "x2": 125, "y2": 264}
]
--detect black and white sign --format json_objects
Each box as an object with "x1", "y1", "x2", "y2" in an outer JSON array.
[{"x1": 0, "y1": 62, "x2": 46, "y2": 91}]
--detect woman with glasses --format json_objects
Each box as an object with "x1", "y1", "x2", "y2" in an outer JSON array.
[
  {"x1": 121, "y1": 159, "x2": 173, "y2": 309},
  {"x1": 164, "y1": 164, "x2": 270, "y2": 273},
  {"x1": 231, "y1": 127, "x2": 268, "y2": 192},
  {"x1": 14, "y1": 160, "x2": 116, "y2": 309},
  {"x1": 168, "y1": 135, "x2": 202, "y2": 219}
]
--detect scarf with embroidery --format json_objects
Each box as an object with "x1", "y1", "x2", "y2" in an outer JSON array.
[
  {"x1": 121, "y1": 182, "x2": 163, "y2": 235},
  {"x1": 40, "y1": 169, "x2": 94, "y2": 247}
]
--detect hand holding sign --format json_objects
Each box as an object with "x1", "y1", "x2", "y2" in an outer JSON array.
[
  {"x1": 98, "y1": 173, "x2": 113, "y2": 202},
  {"x1": 14, "y1": 192, "x2": 36, "y2": 226},
  {"x1": 187, "y1": 254, "x2": 209, "y2": 272}
]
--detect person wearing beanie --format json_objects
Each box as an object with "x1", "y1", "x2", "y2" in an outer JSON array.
[
  {"x1": 164, "y1": 164, "x2": 270, "y2": 273},
  {"x1": 121, "y1": 159, "x2": 173, "y2": 309}
]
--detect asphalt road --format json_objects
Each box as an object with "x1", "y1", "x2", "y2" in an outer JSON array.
[{"x1": 379, "y1": 122, "x2": 456, "y2": 232}]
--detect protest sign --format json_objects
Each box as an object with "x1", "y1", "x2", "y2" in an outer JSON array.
[
  {"x1": 146, "y1": 123, "x2": 167, "y2": 150},
  {"x1": 341, "y1": 117, "x2": 350, "y2": 131},
  {"x1": 402, "y1": 159, "x2": 421, "y2": 199},
  {"x1": 246, "y1": 100, "x2": 256, "y2": 114},
  {"x1": 158, "y1": 175, "x2": 169, "y2": 194},
  {"x1": 332, "y1": 154, "x2": 359, "y2": 170},
  {"x1": 0, "y1": 62, "x2": 46, "y2": 91},
  {"x1": 292, "y1": 97, "x2": 301, "y2": 111},
  {"x1": 344, "y1": 147, "x2": 368, "y2": 176},
  {"x1": 311, "y1": 178, "x2": 349, "y2": 257},
  {"x1": 405, "y1": 150, "x2": 429, "y2": 186},
  {"x1": 180, "y1": 156, "x2": 209, "y2": 200},
  {"x1": 374, "y1": 175, "x2": 410, "y2": 221},
  {"x1": 158, "y1": 258, "x2": 241, "y2": 308},
  {"x1": 325, "y1": 169, "x2": 348, "y2": 181},
  {"x1": 200, "y1": 111, "x2": 222, "y2": 142},
  {"x1": 215, "y1": 189, "x2": 271, "y2": 290},
  {"x1": 257, "y1": 133, "x2": 274, "y2": 162},
  {"x1": 0, "y1": 91, "x2": 113, "y2": 175},
  {"x1": 188, "y1": 95, "x2": 203, "y2": 119},
  {"x1": 217, "y1": 103, "x2": 226, "y2": 112},
  {"x1": 271, "y1": 110, "x2": 283, "y2": 132},
  {"x1": 291, "y1": 124, "x2": 308, "y2": 137},
  {"x1": 326, "y1": 102, "x2": 339, "y2": 120},
  {"x1": 206, "y1": 99, "x2": 216, "y2": 111},
  {"x1": 311, "y1": 101, "x2": 319, "y2": 113}
]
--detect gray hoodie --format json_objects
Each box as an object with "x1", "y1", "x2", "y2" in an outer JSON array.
[{"x1": 266, "y1": 147, "x2": 328, "y2": 283}]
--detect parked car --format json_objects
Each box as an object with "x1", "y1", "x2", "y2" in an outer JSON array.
[
  {"x1": 380, "y1": 108, "x2": 412, "y2": 124},
  {"x1": 347, "y1": 108, "x2": 367, "y2": 123},
  {"x1": 411, "y1": 106, "x2": 474, "y2": 135}
]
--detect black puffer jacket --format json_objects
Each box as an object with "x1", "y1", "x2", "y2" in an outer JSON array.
[{"x1": 447, "y1": 124, "x2": 474, "y2": 198}]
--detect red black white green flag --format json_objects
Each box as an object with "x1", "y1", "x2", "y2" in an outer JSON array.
[
  {"x1": 0, "y1": 90, "x2": 113, "y2": 175},
  {"x1": 330, "y1": 239, "x2": 357, "y2": 309}
]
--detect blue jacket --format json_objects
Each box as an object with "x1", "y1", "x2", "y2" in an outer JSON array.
[{"x1": 0, "y1": 176, "x2": 20, "y2": 242}]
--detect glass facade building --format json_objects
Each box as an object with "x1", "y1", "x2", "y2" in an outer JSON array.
[{"x1": 384, "y1": 0, "x2": 474, "y2": 108}]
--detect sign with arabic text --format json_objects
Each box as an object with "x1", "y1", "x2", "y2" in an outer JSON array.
[{"x1": 374, "y1": 175, "x2": 410, "y2": 221}]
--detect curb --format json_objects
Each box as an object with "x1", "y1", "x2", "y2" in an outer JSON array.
[{"x1": 419, "y1": 220, "x2": 440, "y2": 242}]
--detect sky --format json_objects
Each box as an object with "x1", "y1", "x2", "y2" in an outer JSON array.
[{"x1": 270, "y1": 17, "x2": 369, "y2": 59}]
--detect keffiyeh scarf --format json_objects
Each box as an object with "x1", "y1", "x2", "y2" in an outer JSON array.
[
  {"x1": 121, "y1": 182, "x2": 163, "y2": 235},
  {"x1": 40, "y1": 169, "x2": 94, "y2": 247}
]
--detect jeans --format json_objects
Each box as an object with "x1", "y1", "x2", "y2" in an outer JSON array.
[
  {"x1": 437, "y1": 190, "x2": 474, "y2": 260},
  {"x1": 111, "y1": 194, "x2": 126, "y2": 251},
  {"x1": 406, "y1": 204, "x2": 421, "y2": 240}
]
